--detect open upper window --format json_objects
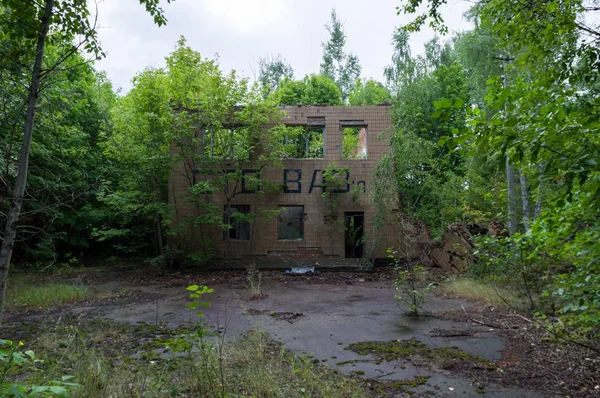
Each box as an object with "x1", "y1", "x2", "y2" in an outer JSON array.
[
  {"x1": 203, "y1": 127, "x2": 247, "y2": 159},
  {"x1": 281, "y1": 118, "x2": 325, "y2": 159},
  {"x1": 223, "y1": 205, "x2": 250, "y2": 240},
  {"x1": 277, "y1": 206, "x2": 304, "y2": 240},
  {"x1": 341, "y1": 121, "x2": 367, "y2": 159}
]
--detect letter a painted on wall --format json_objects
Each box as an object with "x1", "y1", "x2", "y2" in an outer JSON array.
[{"x1": 309, "y1": 170, "x2": 323, "y2": 193}]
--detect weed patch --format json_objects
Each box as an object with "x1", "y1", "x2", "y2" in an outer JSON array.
[
  {"x1": 3, "y1": 317, "x2": 365, "y2": 398},
  {"x1": 440, "y1": 278, "x2": 524, "y2": 309},
  {"x1": 6, "y1": 283, "x2": 88, "y2": 310},
  {"x1": 347, "y1": 339, "x2": 491, "y2": 368}
]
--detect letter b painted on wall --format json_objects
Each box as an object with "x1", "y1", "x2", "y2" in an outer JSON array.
[{"x1": 283, "y1": 169, "x2": 301, "y2": 193}]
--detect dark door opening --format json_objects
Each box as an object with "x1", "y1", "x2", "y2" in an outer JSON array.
[{"x1": 344, "y1": 212, "x2": 365, "y2": 258}]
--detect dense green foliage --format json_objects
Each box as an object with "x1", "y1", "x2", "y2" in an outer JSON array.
[
  {"x1": 372, "y1": 33, "x2": 499, "y2": 240},
  {"x1": 0, "y1": 0, "x2": 172, "y2": 320},
  {"x1": 272, "y1": 74, "x2": 342, "y2": 105},
  {"x1": 0, "y1": 44, "x2": 118, "y2": 262},
  {"x1": 348, "y1": 79, "x2": 389, "y2": 106},
  {"x1": 397, "y1": 0, "x2": 600, "y2": 340}
]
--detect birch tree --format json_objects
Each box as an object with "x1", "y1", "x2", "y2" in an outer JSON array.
[{"x1": 0, "y1": 0, "x2": 172, "y2": 320}]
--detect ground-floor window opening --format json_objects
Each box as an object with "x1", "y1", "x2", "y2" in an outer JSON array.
[
  {"x1": 224, "y1": 205, "x2": 251, "y2": 240},
  {"x1": 278, "y1": 206, "x2": 304, "y2": 240}
]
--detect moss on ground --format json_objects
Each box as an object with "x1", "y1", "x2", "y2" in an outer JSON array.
[
  {"x1": 392, "y1": 376, "x2": 430, "y2": 388},
  {"x1": 347, "y1": 339, "x2": 492, "y2": 367},
  {"x1": 366, "y1": 376, "x2": 432, "y2": 396}
]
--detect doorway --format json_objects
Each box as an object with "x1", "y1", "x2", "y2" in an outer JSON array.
[{"x1": 344, "y1": 212, "x2": 365, "y2": 258}]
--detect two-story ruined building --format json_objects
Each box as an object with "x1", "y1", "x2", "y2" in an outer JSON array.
[{"x1": 169, "y1": 105, "x2": 408, "y2": 268}]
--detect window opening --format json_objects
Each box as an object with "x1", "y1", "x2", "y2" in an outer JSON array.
[
  {"x1": 282, "y1": 126, "x2": 325, "y2": 159},
  {"x1": 278, "y1": 206, "x2": 304, "y2": 240},
  {"x1": 224, "y1": 205, "x2": 250, "y2": 240},
  {"x1": 341, "y1": 122, "x2": 367, "y2": 159}
]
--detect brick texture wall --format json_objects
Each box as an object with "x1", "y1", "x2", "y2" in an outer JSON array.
[{"x1": 169, "y1": 105, "x2": 427, "y2": 265}]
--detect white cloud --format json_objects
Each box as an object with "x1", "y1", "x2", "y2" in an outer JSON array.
[
  {"x1": 202, "y1": 0, "x2": 290, "y2": 34},
  {"x1": 92, "y1": 0, "x2": 473, "y2": 93}
]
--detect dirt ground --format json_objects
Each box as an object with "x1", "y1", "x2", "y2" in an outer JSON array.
[{"x1": 3, "y1": 266, "x2": 600, "y2": 397}]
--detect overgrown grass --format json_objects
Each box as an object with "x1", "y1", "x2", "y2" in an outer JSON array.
[
  {"x1": 6, "y1": 283, "x2": 89, "y2": 310},
  {"x1": 7, "y1": 318, "x2": 365, "y2": 398},
  {"x1": 225, "y1": 330, "x2": 362, "y2": 397},
  {"x1": 5, "y1": 270, "x2": 127, "y2": 311},
  {"x1": 440, "y1": 277, "x2": 525, "y2": 309}
]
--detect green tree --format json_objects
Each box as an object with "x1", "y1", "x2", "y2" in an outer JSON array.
[
  {"x1": 348, "y1": 79, "x2": 389, "y2": 106},
  {"x1": 320, "y1": 8, "x2": 361, "y2": 102},
  {"x1": 399, "y1": 0, "x2": 600, "y2": 337},
  {"x1": 384, "y1": 29, "x2": 418, "y2": 94},
  {"x1": 452, "y1": 12, "x2": 502, "y2": 107},
  {"x1": 0, "y1": 47, "x2": 118, "y2": 263},
  {"x1": 373, "y1": 30, "x2": 474, "y2": 243},
  {"x1": 164, "y1": 38, "x2": 298, "y2": 266},
  {"x1": 258, "y1": 54, "x2": 294, "y2": 97},
  {"x1": 101, "y1": 67, "x2": 172, "y2": 260},
  {"x1": 272, "y1": 74, "x2": 342, "y2": 105},
  {"x1": 0, "y1": 0, "x2": 171, "y2": 320}
]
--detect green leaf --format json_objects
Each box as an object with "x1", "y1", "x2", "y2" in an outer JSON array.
[
  {"x1": 505, "y1": 117, "x2": 518, "y2": 127},
  {"x1": 453, "y1": 98, "x2": 464, "y2": 108},
  {"x1": 30, "y1": 386, "x2": 68, "y2": 398}
]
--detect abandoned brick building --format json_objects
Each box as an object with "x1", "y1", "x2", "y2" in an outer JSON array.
[{"x1": 169, "y1": 105, "x2": 414, "y2": 267}]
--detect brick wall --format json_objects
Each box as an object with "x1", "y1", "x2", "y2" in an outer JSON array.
[{"x1": 169, "y1": 105, "x2": 426, "y2": 265}]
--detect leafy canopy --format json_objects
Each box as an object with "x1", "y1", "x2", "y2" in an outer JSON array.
[{"x1": 272, "y1": 74, "x2": 342, "y2": 106}]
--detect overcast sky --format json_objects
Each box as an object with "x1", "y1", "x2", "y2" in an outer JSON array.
[{"x1": 93, "y1": 0, "x2": 473, "y2": 94}]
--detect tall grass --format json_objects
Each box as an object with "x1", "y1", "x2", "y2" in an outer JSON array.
[
  {"x1": 6, "y1": 283, "x2": 88, "y2": 310},
  {"x1": 440, "y1": 277, "x2": 525, "y2": 309},
  {"x1": 224, "y1": 330, "x2": 363, "y2": 397},
  {"x1": 22, "y1": 320, "x2": 365, "y2": 398}
]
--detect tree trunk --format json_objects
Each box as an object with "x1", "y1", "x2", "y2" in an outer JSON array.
[
  {"x1": 534, "y1": 163, "x2": 545, "y2": 221},
  {"x1": 502, "y1": 55, "x2": 519, "y2": 237},
  {"x1": 152, "y1": 174, "x2": 165, "y2": 265},
  {"x1": 506, "y1": 157, "x2": 519, "y2": 236},
  {"x1": 519, "y1": 172, "x2": 530, "y2": 230},
  {"x1": 0, "y1": 0, "x2": 55, "y2": 321},
  {"x1": 156, "y1": 212, "x2": 165, "y2": 254}
]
